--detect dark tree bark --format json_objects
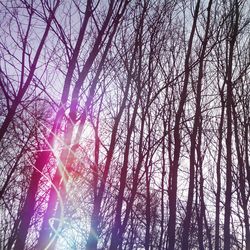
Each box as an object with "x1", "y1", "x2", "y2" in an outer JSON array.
[
  {"x1": 215, "y1": 68, "x2": 226, "y2": 250},
  {"x1": 223, "y1": 1, "x2": 239, "y2": 249},
  {"x1": 167, "y1": 1, "x2": 200, "y2": 249},
  {"x1": 181, "y1": 0, "x2": 212, "y2": 248},
  {"x1": 232, "y1": 101, "x2": 250, "y2": 250},
  {"x1": 109, "y1": 4, "x2": 147, "y2": 247}
]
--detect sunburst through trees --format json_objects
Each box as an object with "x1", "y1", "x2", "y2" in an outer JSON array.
[{"x1": 0, "y1": 0, "x2": 250, "y2": 249}]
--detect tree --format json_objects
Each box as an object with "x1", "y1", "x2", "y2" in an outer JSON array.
[{"x1": 181, "y1": 0, "x2": 212, "y2": 248}]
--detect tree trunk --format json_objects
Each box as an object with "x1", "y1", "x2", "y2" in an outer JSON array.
[
  {"x1": 181, "y1": 0, "x2": 211, "y2": 248},
  {"x1": 224, "y1": 2, "x2": 239, "y2": 249},
  {"x1": 168, "y1": 1, "x2": 200, "y2": 248}
]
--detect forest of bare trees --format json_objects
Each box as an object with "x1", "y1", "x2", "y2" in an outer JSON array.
[{"x1": 0, "y1": 0, "x2": 250, "y2": 249}]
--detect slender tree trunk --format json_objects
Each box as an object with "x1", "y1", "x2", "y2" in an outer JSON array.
[
  {"x1": 244, "y1": 119, "x2": 250, "y2": 249},
  {"x1": 224, "y1": 2, "x2": 239, "y2": 249},
  {"x1": 109, "y1": 90, "x2": 141, "y2": 249},
  {"x1": 181, "y1": 1, "x2": 212, "y2": 248},
  {"x1": 215, "y1": 86, "x2": 225, "y2": 250},
  {"x1": 196, "y1": 161, "x2": 204, "y2": 250},
  {"x1": 13, "y1": 150, "x2": 51, "y2": 250},
  {"x1": 86, "y1": 64, "x2": 132, "y2": 250},
  {"x1": 145, "y1": 155, "x2": 152, "y2": 250},
  {"x1": 168, "y1": 1, "x2": 200, "y2": 248},
  {"x1": 109, "y1": 12, "x2": 147, "y2": 244},
  {"x1": 232, "y1": 103, "x2": 250, "y2": 250},
  {"x1": 159, "y1": 118, "x2": 167, "y2": 249}
]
